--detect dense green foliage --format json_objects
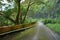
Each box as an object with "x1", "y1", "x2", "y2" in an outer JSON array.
[{"x1": 0, "y1": 0, "x2": 48, "y2": 26}]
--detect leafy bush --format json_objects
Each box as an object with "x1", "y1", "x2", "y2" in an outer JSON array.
[
  {"x1": 43, "y1": 18, "x2": 56, "y2": 24},
  {"x1": 24, "y1": 18, "x2": 37, "y2": 24}
]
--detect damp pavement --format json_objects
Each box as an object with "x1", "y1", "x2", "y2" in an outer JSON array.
[{"x1": 0, "y1": 21, "x2": 60, "y2": 40}]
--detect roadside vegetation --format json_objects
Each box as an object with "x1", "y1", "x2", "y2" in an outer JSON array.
[
  {"x1": 42, "y1": 16, "x2": 60, "y2": 34},
  {"x1": 46, "y1": 24, "x2": 60, "y2": 34}
]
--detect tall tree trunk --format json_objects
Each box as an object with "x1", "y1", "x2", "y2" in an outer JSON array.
[
  {"x1": 15, "y1": 0, "x2": 22, "y2": 24},
  {"x1": 19, "y1": 8, "x2": 22, "y2": 24},
  {"x1": 22, "y1": 0, "x2": 31, "y2": 23}
]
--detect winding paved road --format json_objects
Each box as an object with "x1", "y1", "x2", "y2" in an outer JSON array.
[{"x1": 0, "y1": 21, "x2": 60, "y2": 40}]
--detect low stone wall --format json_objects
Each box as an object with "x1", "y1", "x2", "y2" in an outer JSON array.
[{"x1": 0, "y1": 22, "x2": 36, "y2": 34}]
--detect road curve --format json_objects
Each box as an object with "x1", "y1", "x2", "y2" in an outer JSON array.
[{"x1": 0, "y1": 21, "x2": 60, "y2": 40}]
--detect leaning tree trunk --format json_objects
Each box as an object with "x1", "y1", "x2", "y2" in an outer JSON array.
[{"x1": 22, "y1": 1, "x2": 31, "y2": 23}]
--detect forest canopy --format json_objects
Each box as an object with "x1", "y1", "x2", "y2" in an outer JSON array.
[{"x1": 0, "y1": 0, "x2": 60, "y2": 26}]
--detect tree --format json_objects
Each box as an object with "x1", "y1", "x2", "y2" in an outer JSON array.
[{"x1": 0, "y1": 0, "x2": 47, "y2": 25}]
